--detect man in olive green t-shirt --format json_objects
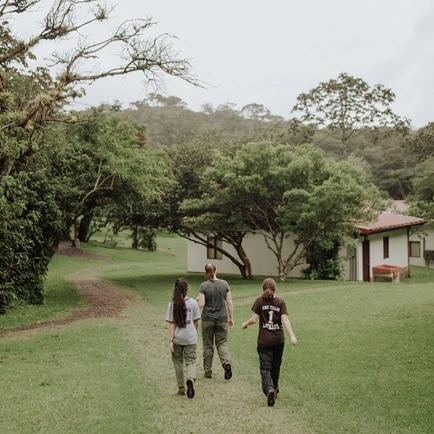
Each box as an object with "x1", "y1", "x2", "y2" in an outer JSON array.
[{"x1": 198, "y1": 263, "x2": 234, "y2": 379}]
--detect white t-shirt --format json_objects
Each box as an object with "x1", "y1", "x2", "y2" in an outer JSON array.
[{"x1": 165, "y1": 297, "x2": 201, "y2": 345}]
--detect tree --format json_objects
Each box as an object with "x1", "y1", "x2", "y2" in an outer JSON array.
[
  {"x1": 410, "y1": 122, "x2": 434, "y2": 163},
  {"x1": 292, "y1": 73, "x2": 409, "y2": 155},
  {"x1": 0, "y1": 0, "x2": 197, "y2": 312},
  {"x1": 52, "y1": 107, "x2": 171, "y2": 244},
  {"x1": 409, "y1": 157, "x2": 434, "y2": 221},
  {"x1": 163, "y1": 133, "x2": 254, "y2": 279},
  {"x1": 192, "y1": 143, "x2": 380, "y2": 279}
]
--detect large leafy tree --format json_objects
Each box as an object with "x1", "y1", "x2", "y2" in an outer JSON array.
[
  {"x1": 292, "y1": 73, "x2": 409, "y2": 155},
  {"x1": 162, "y1": 133, "x2": 254, "y2": 279},
  {"x1": 190, "y1": 143, "x2": 380, "y2": 280},
  {"x1": 0, "y1": 0, "x2": 196, "y2": 312},
  {"x1": 53, "y1": 108, "x2": 171, "y2": 244}
]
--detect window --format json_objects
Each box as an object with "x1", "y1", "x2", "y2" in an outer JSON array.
[
  {"x1": 383, "y1": 236, "x2": 389, "y2": 259},
  {"x1": 409, "y1": 241, "x2": 421, "y2": 258},
  {"x1": 207, "y1": 237, "x2": 223, "y2": 260}
]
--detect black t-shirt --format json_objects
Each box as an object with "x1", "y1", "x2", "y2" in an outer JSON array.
[{"x1": 252, "y1": 295, "x2": 288, "y2": 347}]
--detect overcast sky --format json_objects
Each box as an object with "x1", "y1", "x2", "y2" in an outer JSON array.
[{"x1": 17, "y1": 0, "x2": 434, "y2": 127}]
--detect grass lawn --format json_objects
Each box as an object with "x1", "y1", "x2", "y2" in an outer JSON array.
[{"x1": 1, "y1": 234, "x2": 433, "y2": 433}]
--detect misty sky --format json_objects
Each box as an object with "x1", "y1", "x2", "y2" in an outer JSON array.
[{"x1": 16, "y1": 0, "x2": 434, "y2": 127}]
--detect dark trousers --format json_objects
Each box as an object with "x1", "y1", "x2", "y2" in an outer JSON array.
[{"x1": 257, "y1": 342, "x2": 284, "y2": 395}]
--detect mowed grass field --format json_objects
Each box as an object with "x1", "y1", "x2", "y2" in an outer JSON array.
[{"x1": 0, "y1": 234, "x2": 433, "y2": 434}]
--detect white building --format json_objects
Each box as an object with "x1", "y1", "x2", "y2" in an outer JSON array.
[
  {"x1": 187, "y1": 212, "x2": 424, "y2": 282},
  {"x1": 390, "y1": 200, "x2": 434, "y2": 268},
  {"x1": 409, "y1": 222, "x2": 434, "y2": 267}
]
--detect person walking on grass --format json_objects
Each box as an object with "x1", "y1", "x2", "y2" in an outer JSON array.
[
  {"x1": 242, "y1": 277, "x2": 297, "y2": 407},
  {"x1": 197, "y1": 263, "x2": 234, "y2": 380},
  {"x1": 166, "y1": 278, "x2": 201, "y2": 398}
]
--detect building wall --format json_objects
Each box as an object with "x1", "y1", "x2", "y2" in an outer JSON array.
[
  {"x1": 410, "y1": 223, "x2": 434, "y2": 267},
  {"x1": 188, "y1": 229, "x2": 412, "y2": 281},
  {"x1": 187, "y1": 233, "x2": 306, "y2": 278},
  {"x1": 356, "y1": 229, "x2": 409, "y2": 281}
]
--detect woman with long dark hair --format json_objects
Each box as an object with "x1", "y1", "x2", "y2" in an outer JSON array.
[
  {"x1": 165, "y1": 278, "x2": 201, "y2": 398},
  {"x1": 242, "y1": 278, "x2": 297, "y2": 406}
]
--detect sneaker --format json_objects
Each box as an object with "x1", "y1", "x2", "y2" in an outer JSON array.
[
  {"x1": 177, "y1": 387, "x2": 185, "y2": 396},
  {"x1": 224, "y1": 363, "x2": 232, "y2": 380},
  {"x1": 204, "y1": 372, "x2": 212, "y2": 379},
  {"x1": 186, "y1": 379, "x2": 195, "y2": 399},
  {"x1": 267, "y1": 390, "x2": 275, "y2": 407}
]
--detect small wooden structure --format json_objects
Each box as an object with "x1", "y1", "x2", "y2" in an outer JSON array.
[{"x1": 372, "y1": 264, "x2": 401, "y2": 283}]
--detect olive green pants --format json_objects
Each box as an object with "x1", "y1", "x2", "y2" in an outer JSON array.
[
  {"x1": 171, "y1": 343, "x2": 197, "y2": 388},
  {"x1": 202, "y1": 320, "x2": 231, "y2": 374}
]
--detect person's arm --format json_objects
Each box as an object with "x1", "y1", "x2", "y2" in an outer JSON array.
[
  {"x1": 194, "y1": 319, "x2": 199, "y2": 330},
  {"x1": 167, "y1": 321, "x2": 175, "y2": 352},
  {"x1": 281, "y1": 314, "x2": 297, "y2": 345},
  {"x1": 226, "y1": 290, "x2": 234, "y2": 327},
  {"x1": 197, "y1": 292, "x2": 205, "y2": 309},
  {"x1": 242, "y1": 313, "x2": 259, "y2": 329}
]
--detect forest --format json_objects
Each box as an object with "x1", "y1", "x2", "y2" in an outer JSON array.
[{"x1": 1, "y1": 0, "x2": 433, "y2": 312}]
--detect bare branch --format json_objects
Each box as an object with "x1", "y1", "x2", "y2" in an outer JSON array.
[
  {"x1": 0, "y1": 0, "x2": 40, "y2": 17},
  {"x1": 0, "y1": 0, "x2": 108, "y2": 65}
]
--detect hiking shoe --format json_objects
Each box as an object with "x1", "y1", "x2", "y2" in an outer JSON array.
[
  {"x1": 267, "y1": 390, "x2": 275, "y2": 407},
  {"x1": 177, "y1": 387, "x2": 185, "y2": 396},
  {"x1": 224, "y1": 363, "x2": 232, "y2": 380},
  {"x1": 186, "y1": 379, "x2": 195, "y2": 399},
  {"x1": 204, "y1": 372, "x2": 212, "y2": 379}
]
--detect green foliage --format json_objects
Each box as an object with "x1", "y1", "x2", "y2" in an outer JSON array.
[
  {"x1": 136, "y1": 227, "x2": 157, "y2": 251},
  {"x1": 52, "y1": 107, "x2": 171, "y2": 239},
  {"x1": 410, "y1": 122, "x2": 434, "y2": 162},
  {"x1": 0, "y1": 172, "x2": 62, "y2": 313},
  {"x1": 409, "y1": 157, "x2": 434, "y2": 221},
  {"x1": 0, "y1": 1, "x2": 194, "y2": 313},
  {"x1": 303, "y1": 242, "x2": 344, "y2": 280}
]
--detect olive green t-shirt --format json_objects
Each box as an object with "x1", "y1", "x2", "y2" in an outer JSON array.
[{"x1": 199, "y1": 279, "x2": 230, "y2": 321}]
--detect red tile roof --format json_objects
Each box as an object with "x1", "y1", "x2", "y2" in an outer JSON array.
[{"x1": 355, "y1": 212, "x2": 425, "y2": 235}]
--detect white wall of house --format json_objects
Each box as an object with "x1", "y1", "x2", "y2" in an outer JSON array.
[
  {"x1": 188, "y1": 229, "x2": 412, "y2": 281},
  {"x1": 187, "y1": 233, "x2": 306, "y2": 278},
  {"x1": 356, "y1": 229, "x2": 409, "y2": 281},
  {"x1": 410, "y1": 223, "x2": 434, "y2": 267}
]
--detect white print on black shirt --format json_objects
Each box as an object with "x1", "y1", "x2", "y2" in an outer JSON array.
[{"x1": 262, "y1": 305, "x2": 281, "y2": 330}]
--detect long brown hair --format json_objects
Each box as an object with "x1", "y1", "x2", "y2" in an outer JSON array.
[
  {"x1": 172, "y1": 278, "x2": 188, "y2": 328},
  {"x1": 262, "y1": 278, "x2": 276, "y2": 301},
  {"x1": 205, "y1": 263, "x2": 216, "y2": 281}
]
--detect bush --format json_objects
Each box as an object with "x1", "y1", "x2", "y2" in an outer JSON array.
[
  {"x1": 137, "y1": 227, "x2": 157, "y2": 251},
  {"x1": 0, "y1": 173, "x2": 62, "y2": 313},
  {"x1": 303, "y1": 241, "x2": 344, "y2": 280}
]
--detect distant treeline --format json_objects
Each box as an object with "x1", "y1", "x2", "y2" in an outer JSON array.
[{"x1": 118, "y1": 93, "x2": 426, "y2": 200}]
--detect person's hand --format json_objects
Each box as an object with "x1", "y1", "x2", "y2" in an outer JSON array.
[
  {"x1": 290, "y1": 336, "x2": 298, "y2": 346},
  {"x1": 241, "y1": 322, "x2": 248, "y2": 329},
  {"x1": 228, "y1": 319, "x2": 234, "y2": 328},
  {"x1": 169, "y1": 341, "x2": 174, "y2": 353}
]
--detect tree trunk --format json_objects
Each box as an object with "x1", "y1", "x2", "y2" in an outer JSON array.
[
  {"x1": 78, "y1": 210, "x2": 94, "y2": 242},
  {"x1": 233, "y1": 243, "x2": 253, "y2": 279},
  {"x1": 131, "y1": 224, "x2": 139, "y2": 249}
]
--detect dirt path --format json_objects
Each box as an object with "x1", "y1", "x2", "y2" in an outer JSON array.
[{"x1": 0, "y1": 273, "x2": 139, "y2": 338}]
